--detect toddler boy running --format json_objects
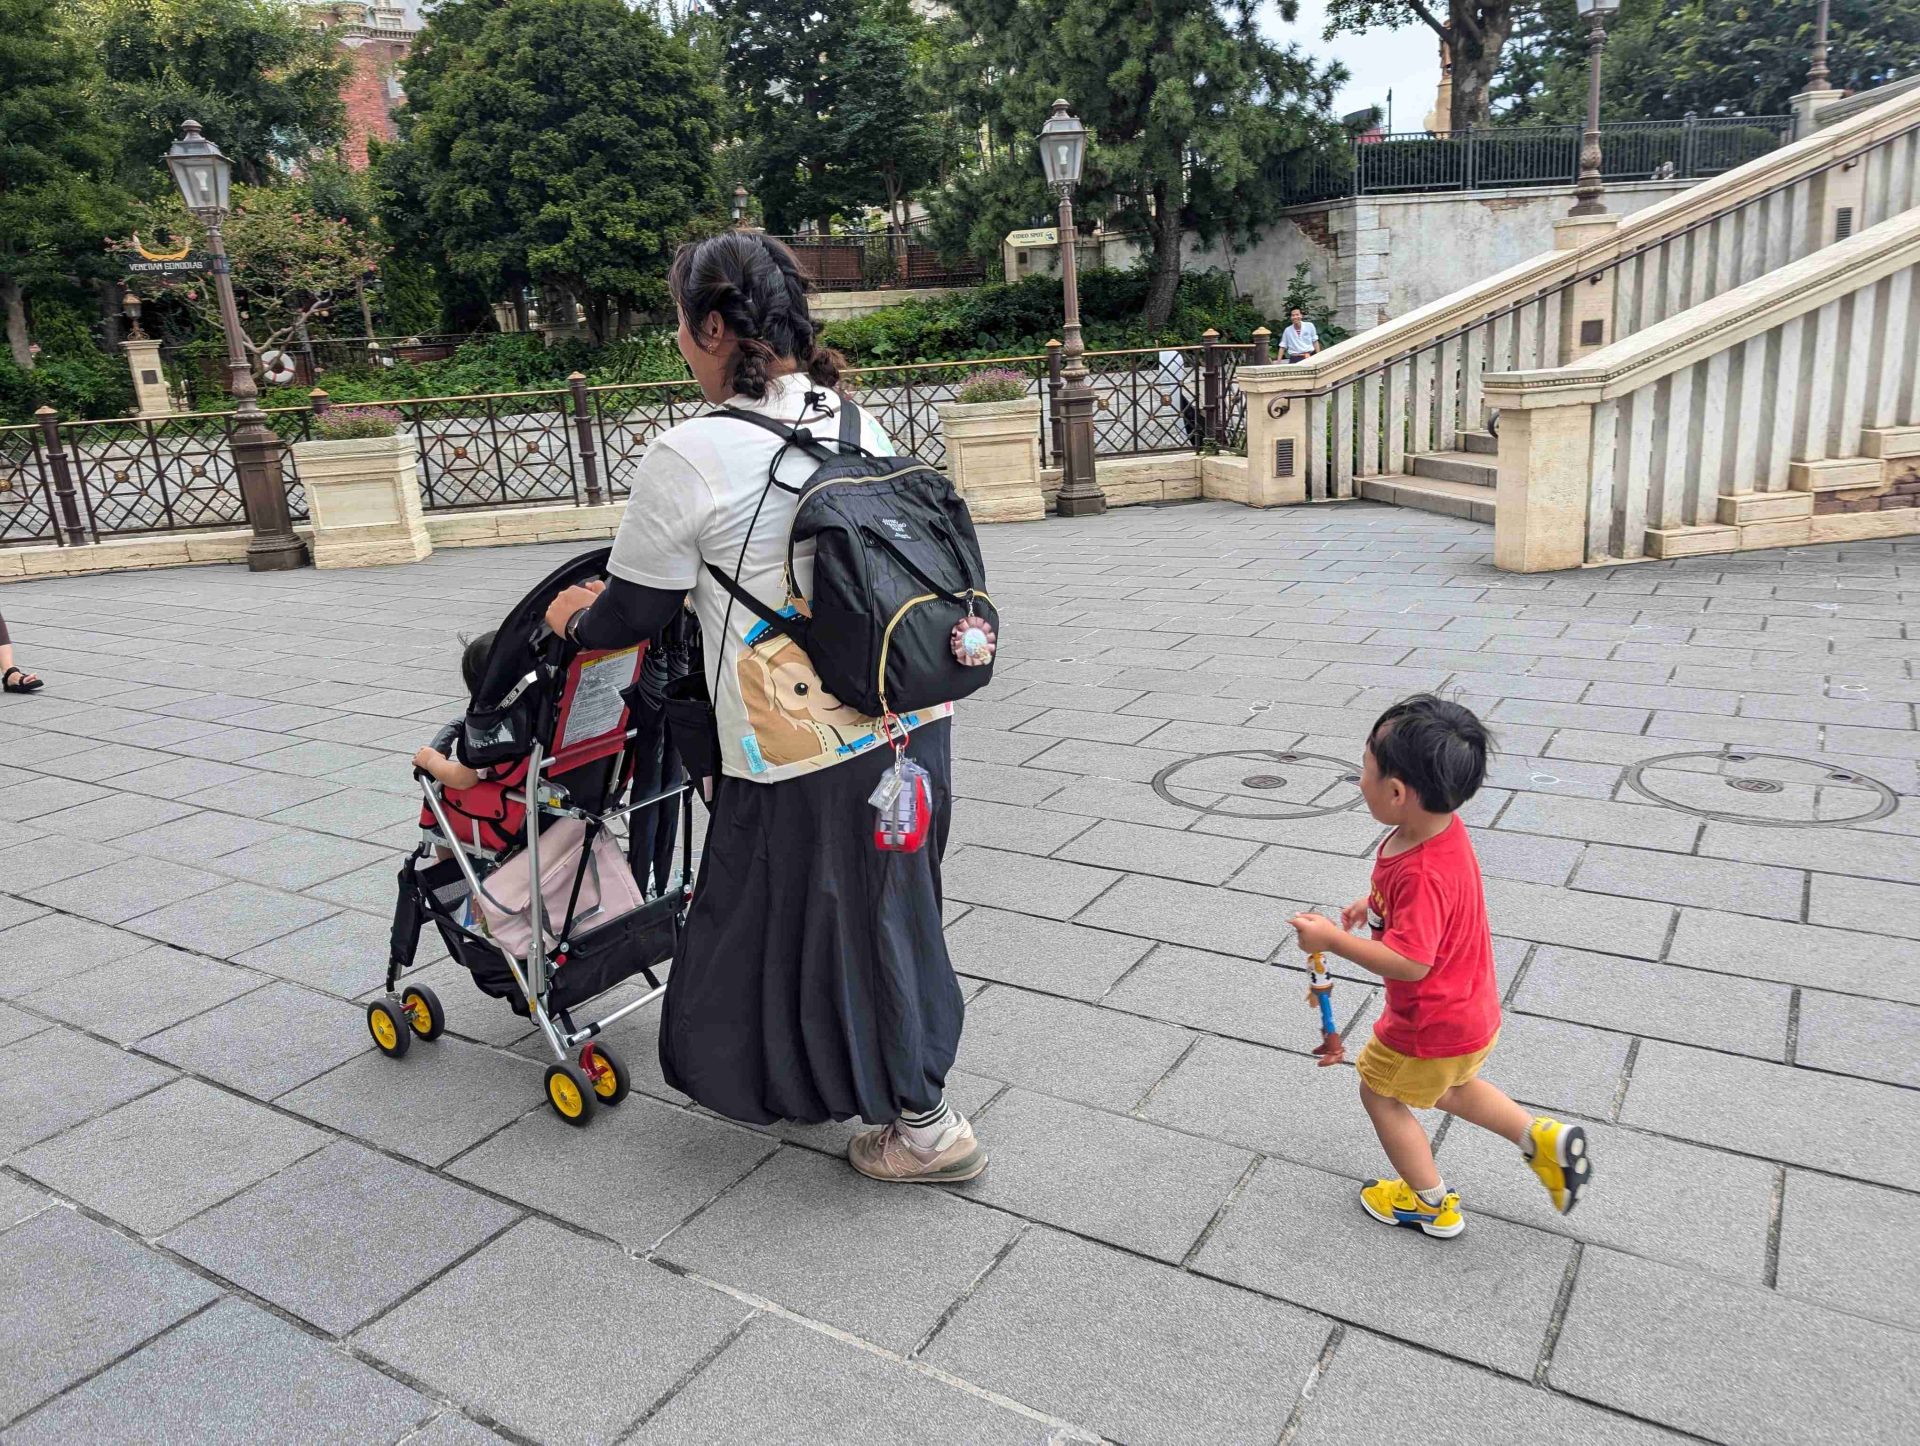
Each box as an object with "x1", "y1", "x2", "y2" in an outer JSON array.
[{"x1": 1291, "y1": 694, "x2": 1591, "y2": 1237}]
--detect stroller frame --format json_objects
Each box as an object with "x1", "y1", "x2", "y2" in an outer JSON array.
[
  {"x1": 372, "y1": 611, "x2": 696, "y2": 1127},
  {"x1": 412, "y1": 738, "x2": 692, "y2": 1058}
]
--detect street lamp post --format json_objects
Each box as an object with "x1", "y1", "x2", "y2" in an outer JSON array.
[
  {"x1": 1038, "y1": 100, "x2": 1104, "y2": 518},
  {"x1": 1569, "y1": 0, "x2": 1620, "y2": 217},
  {"x1": 731, "y1": 185, "x2": 750, "y2": 227},
  {"x1": 165, "y1": 120, "x2": 307, "y2": 571},
  {"x1": 1808, "y1": 0, "x2": 1832, "y2": 91}
]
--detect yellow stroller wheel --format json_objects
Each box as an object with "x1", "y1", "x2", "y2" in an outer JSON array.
[
  {"x1": 402, "y1": 984, "x2": 446, "y2": 1041},
  {"x1": 545, "y1": 1062, "x2": 596, "y2": 1127},
  {"x1": 367, "y1": 999, "x2": 411, "y2": 1059},
  {"x1": 581, "y1": 1043, "x2": 630, "y2": 1106}
]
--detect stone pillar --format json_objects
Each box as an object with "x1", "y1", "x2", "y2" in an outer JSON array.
[
  {"x1": 939, "y1": 398, "x2": 1046, "y2": 523},
  {"x1": 1484, "y1": 380, "x2": 1598, "y2": 573},
  {"x1": 122, "y1": 338, "x2": 176, "y2": 419},
  {"x1": 1805, "y1": 151, "x2": 1868, "y2": 250},
  {"x1": 1552, "y1": 212, "x2": 1622, "y2": 364},
  {"x1": 291, "y1": 433, "x2": 432, "y2": 568},
  {"x1": 1233, "y1": 363, "x2": 1313, "y2": 508},
  {"x1": 1332, "y1": 202, "x2": 1390, "y2": 332},
  {"x1": 1792, "y1": 88, "x2": 1846, "y2": 140}
]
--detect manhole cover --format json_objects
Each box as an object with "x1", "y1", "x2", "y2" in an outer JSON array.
[
  {"x1": 1152, "y1": 750, "x2": 1365, "y2": 820},
  {"x1": 1624, "y1": 750, "x2": 1898, "y2": 827}
]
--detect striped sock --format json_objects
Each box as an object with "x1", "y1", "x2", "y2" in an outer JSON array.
[{"x1": 897, "y1": 1098, "x2": 960, "y2": 1148}]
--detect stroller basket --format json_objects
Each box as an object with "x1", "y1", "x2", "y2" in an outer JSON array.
[{"x1": 405, "y1": 853, "x2": 678, "y2": 1015}]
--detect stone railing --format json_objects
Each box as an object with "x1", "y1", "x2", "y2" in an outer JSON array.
[
  {"x1": 1484, "y1": 207, "x2": 1920, "y2": 570},
  {"x1": 1238, "y1": 80, "x2": 1920, "y2": 505}
]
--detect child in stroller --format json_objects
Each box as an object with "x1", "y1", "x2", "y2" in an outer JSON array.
[{"x1": 373, "y1": 549, "x2": 697, "y2": 1127}]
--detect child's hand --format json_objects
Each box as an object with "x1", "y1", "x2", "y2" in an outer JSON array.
[
  {"x1": 1340, "y1": 896, "x2": 1370, "y2": 932},
  {"x1": 412, "y1": 746, "x2": 444, "y2": 773},
  {"x1": 1291, "y1": 912, "x2": 1343, "y2": 955}
]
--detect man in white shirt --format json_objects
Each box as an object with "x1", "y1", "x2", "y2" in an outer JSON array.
[{"x1": 1281, "y1": 307, "x2": 1321, "y2": 363}]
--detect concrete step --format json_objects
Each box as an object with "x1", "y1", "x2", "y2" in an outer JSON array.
[
  {"x1": 1411, "y1": 450, "x2": 1498, "y2": 486},
  {"x1": 1360, "y1": 474, "x2": 1497, "y2": 525},
  {"x1": 1460, "y1": 429, "x2": 1498, "y2": 456}
]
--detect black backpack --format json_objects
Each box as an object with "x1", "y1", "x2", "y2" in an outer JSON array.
[{"x1": 709, "y1": 399, "x2": 999, "y2": 720}]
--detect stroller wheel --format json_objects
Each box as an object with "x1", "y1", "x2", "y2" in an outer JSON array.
[
  {"x1": 581, "y1": 1043, "x2": 630, "y2": 1106},
  {"x1": 366, "y1": 999, "x2": 412, "y2": 1059},
  {"x1": 402, "y1": 984, "x2": 446, "y2": 1041},
  {"x1": 544, "y1": 1062, "x2": 597, "y2": 1127}
]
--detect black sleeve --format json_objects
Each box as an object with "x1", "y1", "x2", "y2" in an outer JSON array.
[{"x1": 569, "y1": 575, "x2": 686, "y2": 651}]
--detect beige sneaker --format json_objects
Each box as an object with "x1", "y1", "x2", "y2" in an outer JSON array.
[{"x1": 848, "y1": 1116, "x2": 987, "y2": 1183}]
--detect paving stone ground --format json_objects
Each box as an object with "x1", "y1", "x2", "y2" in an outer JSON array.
[{"x1": 2, "y1": 500, "x2": 1918, "y2": 1444}]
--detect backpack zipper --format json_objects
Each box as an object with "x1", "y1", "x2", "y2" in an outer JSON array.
[{"x1": 876, "y1": 589, "x2": 995, "y2": 713}]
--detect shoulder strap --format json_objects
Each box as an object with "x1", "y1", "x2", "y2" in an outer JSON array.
[
  {"x1": 838, "y1": 397, "x2": 862, "y2": 446},
  {"x1": 702, "y1": 560, "x2": 810, "y2": 646}
]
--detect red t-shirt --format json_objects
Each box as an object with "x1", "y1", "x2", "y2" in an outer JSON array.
[{"x1": 1368, "y1": 815, "x2": 1501, "y2": 1059}]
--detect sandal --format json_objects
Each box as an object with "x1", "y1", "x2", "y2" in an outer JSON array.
[{"x1": 2, "y1": 667, "x2": 44, "y2": 694}]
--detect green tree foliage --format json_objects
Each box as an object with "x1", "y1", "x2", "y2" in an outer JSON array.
[
  {"x1": 715, "y1": 0, "x2": 952, "y2": 232},
  {"x1": 388, "y1": 0, "x2": 722, "y2": 341},
  {"x1": 933, "y1": 0, "x2": 1342, "y2": 329},
  {"x1": 87, "y1": 0, "x2": 348, "y2": 187},
  {"x1": 0, "y1": 0, "x2": 130, "y2": 369},
  {"x1": 1495, "y1": 0, "x2": 1920, "y2": 123},
  {"x1": 1324, "y1": 2, "x2": 1516, "y2": 130}
]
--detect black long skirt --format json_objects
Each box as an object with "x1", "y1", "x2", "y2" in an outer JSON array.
[{"x1": 658, "y1": 719, "x2": 962, "y2": 1126}]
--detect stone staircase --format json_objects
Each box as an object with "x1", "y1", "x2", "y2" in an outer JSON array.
[{"x1": 1359, "y1": 429, "x2": 1497, "y2": 524}]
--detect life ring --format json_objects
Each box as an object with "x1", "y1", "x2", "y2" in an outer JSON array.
[{"x1": 260, "y1": 349, "x2": 298, "y2": 385}]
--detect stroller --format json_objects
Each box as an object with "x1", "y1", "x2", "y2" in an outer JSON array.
[{"x1": 371, "y1": 548, "x2": 698, "y2": 1127}]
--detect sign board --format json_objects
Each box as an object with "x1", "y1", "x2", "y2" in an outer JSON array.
[
  {"x1": 1005, "y1": 227, "x2": 1060, "y2": 249},
  {"x1": 127, "y1": 254, "x2": 209, "y2": 275}
]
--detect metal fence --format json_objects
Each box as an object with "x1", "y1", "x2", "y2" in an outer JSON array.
[
  {"x1": 1, "y1": 333, "x2": 1257, "y2": 548},
  {"x1": 1282, "y1": 115, "x2": 1795, "y2": 206}
]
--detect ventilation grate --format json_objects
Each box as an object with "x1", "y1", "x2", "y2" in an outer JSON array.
[
  {"x1": 1275, "y1": 437, "x2": 1295, "y2": 477},
  {"x1": 1836, "y1": 206, "x2": 1855, "y2": 240}
]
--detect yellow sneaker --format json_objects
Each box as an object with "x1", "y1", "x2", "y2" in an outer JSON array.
[
  {"x1": 1525, "y1": 1117, "x2": 1591, "y2": 1215},
  {"x1": 1358, "y1": 1178, "x2": 1464, "y2": 1239}
]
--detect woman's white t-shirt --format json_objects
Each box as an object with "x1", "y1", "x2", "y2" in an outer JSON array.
[{"x1": 606, "y1": 372, "x2": 952, "y2": 784}]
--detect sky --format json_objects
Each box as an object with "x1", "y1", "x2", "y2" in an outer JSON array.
[{"x1": 1256, "y1": 0, "x2": 1446, "y2": 131}]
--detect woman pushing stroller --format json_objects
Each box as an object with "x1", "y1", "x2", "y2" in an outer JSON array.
[{"x1": 542, "y1": 231, "x2": 989, "y2": 1183}]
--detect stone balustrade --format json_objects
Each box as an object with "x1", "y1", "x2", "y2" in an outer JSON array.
[
  {"x1": 1484, "y1": 208, "x2": 1920, "y2": 570},
  {"x1": 1239, "y1": 81, "x2": 1920, "y2": 507}
]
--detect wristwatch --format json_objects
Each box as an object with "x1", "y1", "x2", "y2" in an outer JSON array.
[{"x1": 564, "y1": 606, "x2": 587, "y2": 644}]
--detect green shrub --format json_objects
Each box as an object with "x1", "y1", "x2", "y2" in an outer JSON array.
[
  {"x1": 0, "y1": 351, "x2": 135, "y2": 424},
  {"x1": 314, "y1": 405, "x2": 403, "y2": 439},
  {"x1": 821, "y1": 266, "x2": 1271, "y2": 366},
  {"x1": 955, "y1": 368, "x2": 1031, "y2": 404}
]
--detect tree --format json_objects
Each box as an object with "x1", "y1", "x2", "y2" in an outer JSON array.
[
  {"x1": 111, "y1": 185, "x2": 381, "y2": 370},
  {"x1": 935, "y1": 0, "x2": 1342, "y2": 327},
  {"x1": 0, "y1": 0, "x2": 130, "y2": 368},
  {"x1": 1325, "y1": 1, "x2": 1516, "y2": 131},
  {"x1": 85, "y1": 0, "x2": 348, "y2": 188},
  {"x1": 1495, "y1": 0, "x2": 1920, "y2": 123},
  {"x1": 832, "y1": 0, "x2": 957, "y2": 230},
  {"x1": 714, "y1": 0, "x2": 866, "y2": 231},
  {"x1": 390, "y1": 0, "x2": 722, "y2": 340}
]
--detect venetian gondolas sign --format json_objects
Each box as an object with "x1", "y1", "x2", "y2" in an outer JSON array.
[{"x1": 124, "y1": 232, "x2": 209, "y2": 275}]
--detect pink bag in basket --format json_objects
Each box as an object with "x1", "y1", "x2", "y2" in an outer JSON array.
[{"x1": 474, "y1": 817, "x2": 647, "y2": 959}]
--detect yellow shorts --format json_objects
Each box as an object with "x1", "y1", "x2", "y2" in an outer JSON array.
[{"x1": 1356, "y1": 1032, "x2": 1499, "y2": 1110}]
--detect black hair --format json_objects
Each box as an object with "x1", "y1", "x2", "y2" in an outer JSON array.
[
  {"x1": 667, "y1": 232, "x2": 845, "y2": 401},
  {"x1": 461, "y1": 630, "x2": 496, "y2": 698},
  {"x1": 1366, "y1": 693, "x2": 1492, "y2": 814}
]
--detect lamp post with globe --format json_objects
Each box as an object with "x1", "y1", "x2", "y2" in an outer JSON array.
[
  {"x1": 1038, "y1": 100, "x2": 1105, "y2": 517},
  {"x1": 164, "y1": 120, "x2": 307, "y2": 570}
]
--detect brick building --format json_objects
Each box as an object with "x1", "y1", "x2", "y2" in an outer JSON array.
[{"x1": 304, "y1": 1, "x2": 419, "y2": 170}]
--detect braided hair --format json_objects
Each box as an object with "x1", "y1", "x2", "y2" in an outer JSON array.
[{"x1": 668, "y1": 232, "x2": 845, "y2": 400}]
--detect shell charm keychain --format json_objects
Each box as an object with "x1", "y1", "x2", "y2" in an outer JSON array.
[{"x1": 951, "y1": 614, "x2": 996, "y2": 667}]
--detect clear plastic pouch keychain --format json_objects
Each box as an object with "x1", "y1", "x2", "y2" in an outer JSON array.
[{"x1": 869, "y1": 724, "x2": 933, "y2": 852}]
